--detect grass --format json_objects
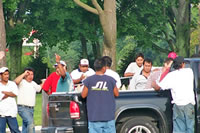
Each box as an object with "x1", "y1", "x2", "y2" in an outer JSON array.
[{"x1": 17, "y1": 93, "x2": 42, "y2": 126}]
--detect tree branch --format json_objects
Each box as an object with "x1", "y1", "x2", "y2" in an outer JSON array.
[
  {"x1": 152, "y1": 43, "x2": 170, "y2": 54},
  {"x1": 92, "y1": 0, "x2": 103, "y2": 14},
  {"x1": 73, "y1": 0, "x2": 99, "y2": 15}
]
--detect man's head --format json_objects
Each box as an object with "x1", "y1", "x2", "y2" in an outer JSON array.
[
  {"x1": 135, "y1": 53, "x2": 144, "y2": 67},
  {"x1": 54, "y1": 60, "x2": 67, "y2": 74},
  {"x1": 24, "y1": 67, "x2": 34, "y2": 82},
  {"x1": 102, "y1": 56, "x2": 112, "y2": 68},
  {"x1": 94, "y1": 58, "x2": 106, "y2": 73},
  {"x1": 173, "y1": 56, "x2": 185, "y2": 70},
  {"x1": 79, "y1": 59, "x2": 89, "y2": 73},
  {"x1": 0, "y1": 67, "x2": 9, "y2": 83},
  {"x1": 143, "y1": 58, "x2": 152, "y2": 73},
  {"x1": 163, "y1": 58, "x2": 173, "y2": 68}
]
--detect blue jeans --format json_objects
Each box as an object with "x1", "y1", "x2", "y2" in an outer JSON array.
[
  {"x1": 18, "y1": 105, "x2": 35, "y2": 133},
  {"x1": 88, "y1": 120, "x2": 116, "y2": 133},
  {"x1": 0, "y1": 116, "x2": 20, "y2": 133},
  {"x1": 173, "y1": 103, "x2": 195, "y2": 133}
]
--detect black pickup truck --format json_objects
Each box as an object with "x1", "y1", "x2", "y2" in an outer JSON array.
[{"x1": 41, "y1": 58, "x2": 200, "y2": 133}]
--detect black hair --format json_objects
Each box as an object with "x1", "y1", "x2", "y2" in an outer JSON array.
[
  {"x1": 24, "y1": 67, "x2": 35, "y2": 73},
  {"x1": 102, "y1": 56, "x2": 112, "y2": 67},
  {"x1": 173, "y1": 62, "x2": 182, "y2": 70},
  {"x1": 164, "y1": 58, "x2": 173, "y2": 65},
  {"x1": 94, "y1": 58, "x2": 106, "y2": 71},
  {"x1": 135, "y1": 53, "x2": 144, "y2": 61},
  {"x1": 143, "y1": 58, "x2": 152, "y2": 65}
]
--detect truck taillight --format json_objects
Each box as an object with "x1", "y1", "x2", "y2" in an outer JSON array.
[{"x1": 70, "y1": 101, "x2": 80, "y2": 119}]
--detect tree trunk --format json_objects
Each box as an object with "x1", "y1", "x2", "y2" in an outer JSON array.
[
  {"x1": 9, "y1": 42, "x2": 22, "y2": 80},
  {"x1": 92, "y1": 41, "x2": 101, "y2": 59},
  {"x1": 173, "y1": 0, "x2": 190, "y2": 57},
  {"x1": 99, "y1": 0, "x2": 116, "y2": 69},
  {"x1": 0, "y1": 0, "x2": 6, "y2": 67},
  {"x1": 80, "y1": 35, "x2": 88, "y2": 58},
  {"x1": 198, "y1": 4, "x2": 200, "y2": 50}
]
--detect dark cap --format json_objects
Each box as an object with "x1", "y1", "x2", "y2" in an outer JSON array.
[{"x1": 173, "y1": 56, "x2": 185, "y2": 65}]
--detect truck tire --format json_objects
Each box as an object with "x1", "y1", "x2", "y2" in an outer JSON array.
[{"x1": 119, "y1": 116, "x2": 159, "y2": 133}]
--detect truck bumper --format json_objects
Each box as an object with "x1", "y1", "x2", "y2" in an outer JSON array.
[{"x1": 41, "y1": 127, "x2": 73, "y2": 133}]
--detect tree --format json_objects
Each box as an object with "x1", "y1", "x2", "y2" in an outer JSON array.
[
  {"x1": 74, "y1": 0, "x2": 117, "y2": 69},
  {"x1": 0, "y1": 0, "x2": 6, "y2": 66}
]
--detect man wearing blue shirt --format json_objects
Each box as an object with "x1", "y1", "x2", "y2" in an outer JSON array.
[{"x1": 82, "y1": 58, "x2": 119, "y2": 133}]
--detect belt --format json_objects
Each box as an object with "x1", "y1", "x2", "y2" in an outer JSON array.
[{"x1": 18, "y1": 105, "x2": 34, "y2": 109}]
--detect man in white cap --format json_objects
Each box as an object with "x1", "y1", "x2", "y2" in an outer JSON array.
[
  {"x1": 71, "y1": 59, "x2": 95, "y2": 85},
  {"x1": 0, "y1": 67, "x2": 20, "y2": 133}
]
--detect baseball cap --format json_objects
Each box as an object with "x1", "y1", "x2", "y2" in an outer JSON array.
[
  {"x1": 0, "y1": 67, "x2": 8, "y2": 74},
  {"x1": 168, "y1": 52, "x2": 177, "y2": 59},
  {"x1": 54, "y1": 60, "x2": 66, "y2": 66},
  {"x1": 173, "y1": 56, "x2": 185, "y2": 65},
  {"x1": 80, "y1": 59, "x2": 89, "y2": 66}
]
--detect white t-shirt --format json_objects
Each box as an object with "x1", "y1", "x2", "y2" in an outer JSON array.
[
  {"x1": 158, "y1": 68, "x2": 195, "y2": 105},
  {"x1": 70, "y1": 68, "x2": 95, "y2": 82},
  {"x1": 0, "y1": 81, "x2": 18, "y2": 117},
  {"x1": 124, "y1": 62, "x2": 143, "y2": 76},
  {"x1": 17, "y1": 79, "x2": 41, "y2": 107},
  {"x1": 105, "y1": 69, "x2": 122, "y2": 89},
  {"x1": 128, "y1": 73, "x2": 150, "y2": 90}
]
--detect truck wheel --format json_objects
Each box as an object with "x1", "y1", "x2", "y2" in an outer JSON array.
[{"x1": 119, "y1": 116, "x2": 159, "y2": 133}]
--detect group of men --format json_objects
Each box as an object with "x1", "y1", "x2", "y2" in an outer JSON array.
[
  {"x1": 124, "y1": 52, "x2": 195, "y2": 133},
  {"x1": 0, "y1": 50, "x2": 196, "y2": 133}
]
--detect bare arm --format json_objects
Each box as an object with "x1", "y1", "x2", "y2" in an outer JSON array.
[
  {"x1": 124, "y1": 72, "x2": 134, "y2": 77},
  {"x1": 2, "y1": 91, "x2": 17, "y2": 99},
  {"x1": 152, "y1": 81, "x2": 161, "y2": 91},
  {"x1": 73, "y1": 74, "x2": 86, "y2": 84},
  {"x1": 81, "y1": 86, "x2": 88, "y2": 98},
  {"x1": 113, "y1": 86, "x2": 119, "y2": 97},
  {"x1": 55, "y1": 54, "x2": 66, "y2": 79},
  {"x1": 14, "y1": 70, "x2": 29, "y2": 85}
]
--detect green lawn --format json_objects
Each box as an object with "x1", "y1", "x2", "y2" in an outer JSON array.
[{"x1": 17, "y1": 93, "x2": 42, "y2": 126}]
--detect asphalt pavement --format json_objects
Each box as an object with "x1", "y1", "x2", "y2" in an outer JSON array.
[{"x1": 6, "y1": 126, "x2": 41, "y2": 133}]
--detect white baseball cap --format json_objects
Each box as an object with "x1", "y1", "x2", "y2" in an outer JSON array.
[
  {"x1": 0, "y1": 67, "x2": 8, "y2": 74},
  {"x1": 80, "y1": 59, "x2": 89, "y2": 66},
  {"x1": 54, "y1": 60, "x2": 66, "y2": 66}
]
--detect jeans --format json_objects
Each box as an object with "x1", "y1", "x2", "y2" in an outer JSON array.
[
  {"x1": 18, "y1": 105, "x2": 35, "y2": 133},
  {"x1": 173, "y1": 103, "x2": 195, "y2": 133},
  {"x1": 0, "y1": 116, "x2": 20, "y2": 133},
  {"x1": 88, "y1": 120, "x2": 116, "y2": 133}
]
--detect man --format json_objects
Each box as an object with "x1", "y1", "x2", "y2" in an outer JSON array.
[
  {"x1": 145, "y1": 58, "x2": 173, "y2": 89},
  {"x1": 124, "y1": 52, "x2": 144, "y2": 77},
  {"x1": 82, "y1": 58, "x2": 119, "y2": 133},
  {"x1": 152, "y1": 56, "x2": 195, "y2": 133},
  {"x1": 14, "y1": 67, "x2": 42, "y2": 133},
  {"x1": 55, "y1": 54, "x2": 74, "y2": 92},
  {"x1": 129, "y1": 58, "x2": 152, "y2": 90},
  {"x1": 102, "y1": 56, "x2": 121, "y2": 89},
  {"x1": 0, "y1": 67, "x2": 20, "y2": 133},
  {"x1": 71, "y1": 59, "x2": 95, "y2": 84}
]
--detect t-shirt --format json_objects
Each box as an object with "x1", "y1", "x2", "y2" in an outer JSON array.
[
  {"x1": 17, "y1": 79, "x2": 41, "y2": 107},
  {"x1": 105, "y1": 69, "x2": 121, "y2": 89},
  {"x1": 124, "y1": 62, "x2": 143, "y2": 76},
  {"x1": 158, "y1": 68, "x2": 195, "y2": 105},
  {"x1": 83, "y1": 75, "x2": 116, "y2": 122},
  {"x1": 56, "y1": 72, "x2": 74, "y2": 92},
  {"x1": 0, "y1": 81, "x2": 18, "y2": 117},
  {"x1": 42, "y1": 72, "x2": 60, "y2": 94},
  {"x1": 71, "y1": 68, "x2": 95, "y2": 83}
]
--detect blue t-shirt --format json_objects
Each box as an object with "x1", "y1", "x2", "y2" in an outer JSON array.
[
  {"x1": 56, "y1": 72, "x2": 74, "y2": 92},
  {"x1": 83, "y1": 74, "x2": 116, "y2": 121}
]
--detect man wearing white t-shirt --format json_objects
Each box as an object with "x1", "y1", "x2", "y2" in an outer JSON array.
[
  {"x1": 0, "y1": 67, "x2": 20, "y2": 133},
  {"x1": 124, "y1": 53, "x2": 144, "y2": 77},
  {"x1": 71, "y1": 59, "x2": 95, "y2": 85},
  {"x1": 102, "y1": 56, "x2": 122, "y2": 89},
  {"x1": 14, "y1": 67, "x2": 42, "y2": 133},
  {"x1": 152, "y1": 56, "x2": 195, "y2": 133}
]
